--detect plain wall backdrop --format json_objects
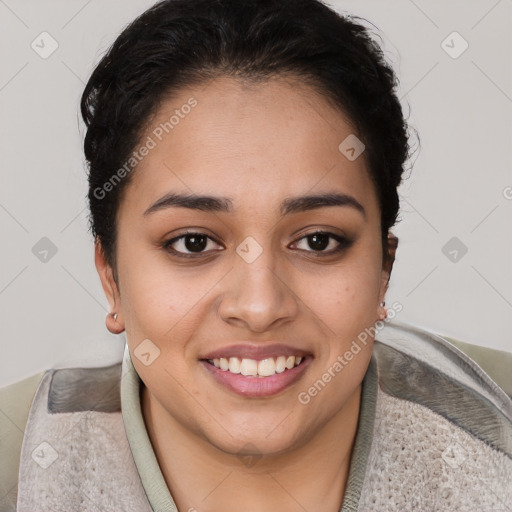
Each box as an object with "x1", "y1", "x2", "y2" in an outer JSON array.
[{"x1": 0, "y1": 0, "x2": 511, "y2": 387}]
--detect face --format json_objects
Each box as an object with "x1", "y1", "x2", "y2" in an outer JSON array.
[{"x1": 97, "y1": 75, "x2": 394, "y2": 457}]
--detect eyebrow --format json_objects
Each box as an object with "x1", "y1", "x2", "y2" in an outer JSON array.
[{"x1": 143, "y1": 191, "x2": 366, "y2": 219}]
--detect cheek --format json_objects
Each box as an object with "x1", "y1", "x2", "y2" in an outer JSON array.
[
  {"x1": 297, "y1": 253, "x2": 382, "y2": 333},
  {"x1": 116, "y1": 248, "x2": 182, "y2": 340},
  {"x1": 118, "y1": 249, "x2": 221, "y2": 354}
]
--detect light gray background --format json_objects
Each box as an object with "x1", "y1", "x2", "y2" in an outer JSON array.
[{"x1": 0, "y1": 0, "x2": 511, "y2": 387}]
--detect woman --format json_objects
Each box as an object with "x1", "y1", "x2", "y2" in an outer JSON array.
[{"x1": 1, "y1": 0, "x2": 511, "y2": 511}]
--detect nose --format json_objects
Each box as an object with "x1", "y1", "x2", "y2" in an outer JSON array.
[{"x1": 217, "y1": 248, "x2": 299, "y2": 333}]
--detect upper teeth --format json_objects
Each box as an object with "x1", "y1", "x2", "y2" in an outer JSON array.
[{"x1": 210, "y1": 356, "x2": 303, "y2": 377}]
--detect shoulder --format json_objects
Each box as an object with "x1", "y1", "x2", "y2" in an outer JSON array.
[
  {"x1": 440, "y1": 335, "x2": 512, "y2": 398},
  {"x1": 374, "y1": 320, "x2": 512, "y2": 411},
  {"x1": 0, "y1": 371, "x2": 46, "y2": 511},
  {"x1": 373, "y1": 320, "x2": 512, "y2": 455},
  {"x1": 0, "y1": 362, "x2": 123, "y2": 511},
  {"x1": 365, "y1": 322, "x2": 512, "y2": 509}
]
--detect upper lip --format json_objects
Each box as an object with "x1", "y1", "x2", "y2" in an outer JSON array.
[{"x1": 201, "y1": 343, "x2": 312, "y2": 361}]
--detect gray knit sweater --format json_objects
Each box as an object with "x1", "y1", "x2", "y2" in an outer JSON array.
[{"x1": 5, "y1": 321, "x2": 512, "y2": 511}]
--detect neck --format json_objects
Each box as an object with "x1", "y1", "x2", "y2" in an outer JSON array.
[{"x1": 141, "y1": 384, "x2": 362, "y2": 512}]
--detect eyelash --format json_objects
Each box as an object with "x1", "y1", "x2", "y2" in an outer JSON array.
[{"x1": 161, "y1": 230, "x2": 353, "y2": 259}]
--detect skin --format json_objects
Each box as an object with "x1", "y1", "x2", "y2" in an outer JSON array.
[{"x1": 96, "y1": 75, "x2": 397, "y2": 512}]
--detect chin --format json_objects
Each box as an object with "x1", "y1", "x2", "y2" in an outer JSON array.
[{"x1": 221, "y1": 436, "x2": 301, "y2": 463}]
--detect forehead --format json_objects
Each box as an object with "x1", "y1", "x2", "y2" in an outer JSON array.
[{"x1": 120, "y1": 75, "x2": 379, "y2": 221}]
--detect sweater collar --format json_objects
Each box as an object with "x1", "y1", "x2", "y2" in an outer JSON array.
[{"x1": 120, "y1": 342, "x2": 377, "y2": 511}]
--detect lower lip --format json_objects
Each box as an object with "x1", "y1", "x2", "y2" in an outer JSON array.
[{"x1": 200, "y1": 358, "x2": 312, "y2": 398}]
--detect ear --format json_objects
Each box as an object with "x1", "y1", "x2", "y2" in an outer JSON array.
[
  {"x1": 94, "y1": 239, "x2": 125, "y2": 334},
  {"x1": 377, "y1": 232, "x2": 398, "y2": 319}
]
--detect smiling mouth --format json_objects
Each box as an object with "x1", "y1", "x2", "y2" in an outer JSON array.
[
  {"x1": 205, "y1": 355, "x2": 305, "y2": 378},
  {"x1": 201, "y1": 354, "x2": 312, "y2": 398}
]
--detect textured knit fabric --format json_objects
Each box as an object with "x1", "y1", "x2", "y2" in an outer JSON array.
[
  {"x1": 16, "y1": 368, "x2": 153, "y2": 512},
  {"x1": 358, "y1": 390, "x2": 512, "y2": 511}
]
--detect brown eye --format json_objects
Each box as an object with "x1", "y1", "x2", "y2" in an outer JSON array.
[
  {"x1": 163, "y1": 232, "x2": 223, "y2": 257},
  {"x1": 292, "y1": 231, "x2": 352, "y2": 255}
]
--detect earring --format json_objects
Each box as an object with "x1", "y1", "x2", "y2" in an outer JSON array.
[
  {"x1": 106, "y1": 311, "x2": 123, "y2": 335},
  {"x1": 378, "y1": 301, "x2": 387, "y2": 320}
]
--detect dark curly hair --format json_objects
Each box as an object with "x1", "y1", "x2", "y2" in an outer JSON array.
[{"x1": 81, "y1": 0, "x2": 413, "y2": 280}]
